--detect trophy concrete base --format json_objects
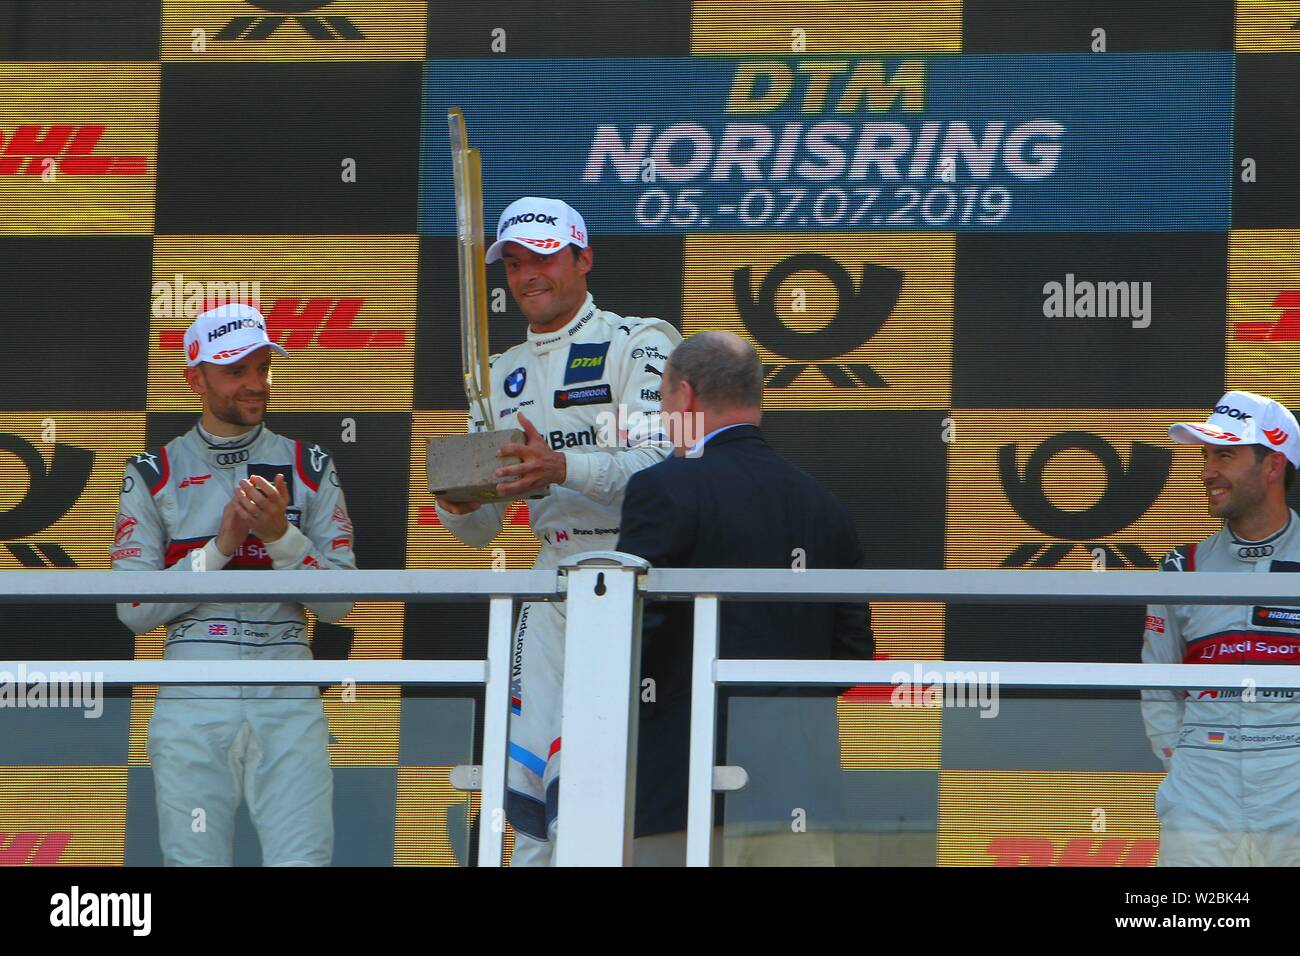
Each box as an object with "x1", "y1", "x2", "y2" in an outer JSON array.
[{"x1": 427, "y1": 429, "x2": 548, "y2": 504}]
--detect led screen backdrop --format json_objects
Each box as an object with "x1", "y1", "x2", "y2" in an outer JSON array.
[{"x1": 0, "y1": 0, "x2": 1295, "y2": 866}]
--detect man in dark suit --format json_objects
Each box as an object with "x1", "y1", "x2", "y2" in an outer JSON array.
[{"x1": 616, "y1": 331, "x2": 873, "y2": 866}]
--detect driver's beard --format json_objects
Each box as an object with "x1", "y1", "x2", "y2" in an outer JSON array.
[{"x1": 212, "y1": 394, "x2": 265, "y2": 430}]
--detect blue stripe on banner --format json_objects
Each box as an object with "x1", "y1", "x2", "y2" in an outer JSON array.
[
  {"x1": 509, "y1": 742, "x2": 547, "y2": 777},
  {"x1": 421, "y1": 54, "x2": 1233, "y2": 233}
]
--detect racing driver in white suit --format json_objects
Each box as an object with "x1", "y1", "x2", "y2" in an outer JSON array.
[
  {"x1": 434, "y1": 197, "x2": 681, "y2": 866},
  {"x1": 1143, "y1": 391, "x2": 1300, "y2": 865},
  {"x1": 113, "y1": 304, "x2": 356, "y2": 866}
]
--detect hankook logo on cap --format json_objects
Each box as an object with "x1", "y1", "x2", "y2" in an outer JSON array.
[{"x1": 502, "y1": 212, "x2": 559, "y2": 229}]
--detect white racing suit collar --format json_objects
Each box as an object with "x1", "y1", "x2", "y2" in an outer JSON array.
[
  {"x1": 1227, "y1": 512, "x2": 1299, "y2": 563},
  {"x1": 527, "y1": 295, "x2": 597, "y2": 355},
  {"x1": 194, "y1": 423, "x2": 267, "y2": 469}
]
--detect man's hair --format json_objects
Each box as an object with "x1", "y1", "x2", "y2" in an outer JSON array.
[
  {"x1": 1251, "y1": 444, "x2": 1297, "y2": 491},
  {"x1": 665, "y1": 331, "x2": 763, "y2": 409}
]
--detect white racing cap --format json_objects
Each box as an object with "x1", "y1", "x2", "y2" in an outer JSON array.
[
  {"x1": 1169, "y1": 390, "x2": 1300, "y2": 467},
  {"x1": 182, "y1": 303, "x2": 288, "y2": 368},
  {"x1": 485, "y1": 196, "x2": 588, "y2": 264}
]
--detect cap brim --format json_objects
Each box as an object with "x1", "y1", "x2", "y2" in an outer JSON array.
[
  {"x1": 485, "y1": 235, "x2": 571, "y2": 264},
  {"x1": 205, "y1": 341, "x2": 290, "y2": 365},
  {"x1": 1169, "y1": 422, "x2": 1243, "y2": 446}
]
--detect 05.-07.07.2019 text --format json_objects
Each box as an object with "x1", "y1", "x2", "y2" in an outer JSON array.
[{"x1": 634, "y1": 185, "x2": 1012, "y2": 229}]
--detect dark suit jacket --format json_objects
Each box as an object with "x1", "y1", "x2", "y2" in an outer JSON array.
[{"x1": 616, "y1": 424, "x2": 873, "y2": 836}]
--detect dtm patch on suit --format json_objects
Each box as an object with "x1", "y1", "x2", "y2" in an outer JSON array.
[
  {"x1": 554, "y1": 384, "x2": 612, "y2": 409},
  {"x1": 563, "y1": 341, "x2": 610, "y2": 385}
]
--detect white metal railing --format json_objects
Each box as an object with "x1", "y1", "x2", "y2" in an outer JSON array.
[
  {"x1": 0, "y1": 569, "x2": 555, "y2": 869},
  {"x1": 6, "y1": 557, "x2": 1300, "y2": 866}
]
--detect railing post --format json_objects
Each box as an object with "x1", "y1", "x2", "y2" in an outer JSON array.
[
  {"x1": 477, "y1": 596, "x2": 514, "y2": 867},
  {"x1": 687, "y1": 596, "x2": 720, "y2": 867},
  {"x1": 554, "y1": 551, "x2": 649, "y2": 866}
]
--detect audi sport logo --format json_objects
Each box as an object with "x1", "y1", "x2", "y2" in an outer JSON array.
[
  {"x1": 1265, "y1": 427, "x2": 1289, "y2": 445},
  {"x1": 519, "y1": 237, "x2": 562, "y2": 251},
  {"x1": 188, "y1": 340, "x2": 200, "y2": 361}
]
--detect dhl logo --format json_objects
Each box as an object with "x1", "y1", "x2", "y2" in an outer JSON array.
[
  {"x1": 0, "y1": 831, "x2": 71, "y2": 865},
  {"x1": 1236, "y1": 291, "x2": 1300, "y2": 341},
  {"x1": 0, "y1": 126, "x2": 147, "y2": 176},
  {"x1": 160, "y1": 298, "x2": 405, "y2": 350},
  {"x1": 728, "y1": 59, "x2": 926, "y2": 114},
  {"x1": 986, "y1": 837, "x2": 1157, "y2": 867}
]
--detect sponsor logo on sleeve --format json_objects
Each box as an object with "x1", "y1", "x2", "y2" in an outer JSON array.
[{"x1": 332, "y1": 505, "x2": 353, "y2": 535}]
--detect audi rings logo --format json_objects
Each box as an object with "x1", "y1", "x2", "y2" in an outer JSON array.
[
  {"x1": 215, "y1": 450, "x2": 250, "y2": 466},
  {"x1": 1238, "y1": 544, "x2": 1275, "y2": 560}
]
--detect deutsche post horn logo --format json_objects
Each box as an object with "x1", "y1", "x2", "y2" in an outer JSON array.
[
  {"x1": 0, "y1": 434, "x2": 94, "y2": 568},
  {"x1": 733, "y1": 254, "x2": 901, "y2": 389},
  {"x1": 998, "y1": 431, "x2": 1170, "y2": 568},
  {"x1": 218, "y1": 0, "x2": 364, "y2": 41}
]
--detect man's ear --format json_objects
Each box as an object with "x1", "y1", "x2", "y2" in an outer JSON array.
[
  {"x1": 576, "y1": 245, "x2": 593, "y2": 277},
  {"x1": 680, "y1": 378, "x2": 698, "y2": 413},
  {"x1": 184, "y1": 363, "x2": 205, "y2": 396}
]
